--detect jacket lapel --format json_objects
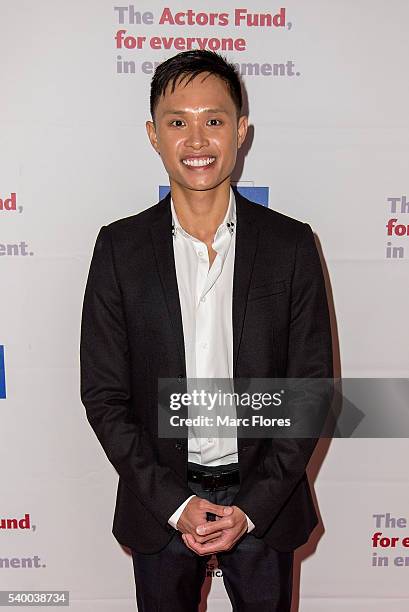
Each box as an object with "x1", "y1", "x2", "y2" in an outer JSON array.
[
  {"x1": 232, "y1": 190, "x2": 259, "y2": 376},
  {"x1": 150, "y1": 194, "x2": 186, "y2": 372}
]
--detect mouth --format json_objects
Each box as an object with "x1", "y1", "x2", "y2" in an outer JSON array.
[{"x1": 181, "y1": 156, "x2": 216, "y2": 168}]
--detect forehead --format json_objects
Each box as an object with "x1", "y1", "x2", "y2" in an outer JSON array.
[{"x1": 157, "y1": 72, "x2": 235, "y2": 113}]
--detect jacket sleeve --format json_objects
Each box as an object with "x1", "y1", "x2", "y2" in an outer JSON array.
[
  {"x1": 80, "y1": 226, "x2": 194, "y2": 529},
  {"x1": 232, "y1": 222, "x2": 333, "y2": 538}
]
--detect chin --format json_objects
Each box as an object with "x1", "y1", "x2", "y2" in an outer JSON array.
[{"x1": 172, "y1": 176, "x2": 220, "y2": 192}]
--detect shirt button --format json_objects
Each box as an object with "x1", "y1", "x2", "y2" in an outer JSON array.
[
  {"x1": 198, "y1": 250, "x2": 204, "y2": 257},
  {"x1": 207, "y1": 438, "x2": 214, "y2": 443},
  {"x1": 201, "y1": 342, "x2": 208, "y2": 349},
  {"x1": 200, "y1": 297, "x2": 206, "y2": 303}
]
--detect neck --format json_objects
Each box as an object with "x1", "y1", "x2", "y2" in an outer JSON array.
[{"x1": 170, "y1": 178, "x2": 231, "y2": 242}]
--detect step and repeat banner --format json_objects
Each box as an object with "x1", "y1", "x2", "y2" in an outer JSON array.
[{"x1": 1, "y1": 1, "x2": 409, "y2": 610}]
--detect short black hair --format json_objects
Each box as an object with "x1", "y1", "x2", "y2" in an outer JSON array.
[{"x1": 149, "y1": 50, "x2": 242, "y2": 121}]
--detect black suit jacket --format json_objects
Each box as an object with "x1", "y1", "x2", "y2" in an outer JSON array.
[{"x1": 80, "y1": 189, "x2": 333, "y2": 554}]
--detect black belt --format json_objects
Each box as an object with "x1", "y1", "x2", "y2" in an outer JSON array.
[{"x1": 187, "y1": 466, "x2": 240, "y2": 491}]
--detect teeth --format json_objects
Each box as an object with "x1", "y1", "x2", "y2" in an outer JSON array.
[{"x1": 182, "y1": 157, "x2": 215, "y2": 167}]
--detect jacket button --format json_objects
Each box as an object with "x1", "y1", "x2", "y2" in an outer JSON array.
[
  {"x1": 175, "y1": 439, "x2": 184, "y2": 450},
  {"x1": 177, "y1": 375, "x2": 184, "y2": 383}
]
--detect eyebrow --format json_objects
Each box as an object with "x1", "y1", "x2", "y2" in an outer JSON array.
[{"x1": 162, "y1": 108, "x2": 228, "y2": 115}]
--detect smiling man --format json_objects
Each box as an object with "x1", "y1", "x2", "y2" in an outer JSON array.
[{"x1": 80, "y1": 50, "x2": 333, "y2": 611}]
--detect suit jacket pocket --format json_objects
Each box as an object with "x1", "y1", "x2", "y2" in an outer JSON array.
[{"x1": 247, "y1": 280, "x2": 287, "y2": 301}]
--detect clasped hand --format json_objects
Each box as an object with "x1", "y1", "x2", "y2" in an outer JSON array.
[{"x1": 176, "y1": 495, "x2": 248, "y2": 555}]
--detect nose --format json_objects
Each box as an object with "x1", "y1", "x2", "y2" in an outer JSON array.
[{"x1": 184, "y1": 123, "x2": 209, "y2": 150}]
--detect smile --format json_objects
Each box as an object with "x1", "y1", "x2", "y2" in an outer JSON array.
[{"x1": 182, "y1": 157, "x2": 216, "y2": 167}]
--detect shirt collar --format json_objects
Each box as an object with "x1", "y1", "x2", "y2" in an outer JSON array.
[{"x1": 171, "y1": 187, "x2": 236, "y2": 240}]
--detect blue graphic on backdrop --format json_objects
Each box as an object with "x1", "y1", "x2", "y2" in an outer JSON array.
[
  {"x1": 0, "y1": 346, "x2": 6, "y2": 399},
  {"x1": 159, "y1": 185, "x2": 269, "y2": 206}
]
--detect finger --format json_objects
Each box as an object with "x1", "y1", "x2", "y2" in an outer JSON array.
[
  {"x1": 185, "y1": 525, "x2": 224, "y2": 544},
  {"x1": 182, "y1": 531, "x2": 222, "y2": 546},
  {"x1": 184, "y1": 533, "x2": 197, "y2": 547},
  {"x1": 186, "y1": 532, "x2": 233, "y2": 555},
  {"x1": 195, "y1": 530, "x2": 223, "y2": 544},
  {"x1": 184, "y1": 533, "x2": 219, "y2": 556},
  {"x1": 200, "y1": 501, "x2": 234, "y2": 516},
  {"x1": 196, "y1": 516, "x2": 235, "y2": 536},
  {"x1": 183, "y1": 532, "x2": 203, "y2": 554}
]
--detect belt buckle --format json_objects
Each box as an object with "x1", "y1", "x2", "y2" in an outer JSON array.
[{"x1": 201, "y1": 472, "x2": 227, "y2": 491}]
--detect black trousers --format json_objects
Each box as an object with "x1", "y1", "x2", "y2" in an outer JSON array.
[{"x1": 131, "y1": 463, "x2": 293, "y2": 611}]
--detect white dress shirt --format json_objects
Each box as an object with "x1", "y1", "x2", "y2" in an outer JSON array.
[{"x1": 167, "y1": 187, "x2": 255, "y2": 534}]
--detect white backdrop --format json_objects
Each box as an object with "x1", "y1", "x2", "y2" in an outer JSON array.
[{"x1": 1, "y1": 1, "x2": 409, "y2": 610}]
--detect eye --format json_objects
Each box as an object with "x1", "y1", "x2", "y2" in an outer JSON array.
[
  {"x1": 169, "y1": 119, "x2": 185, "y2": 127},
  {"x1": 207, "y1": 118, "x2": 222, "y2": 126}
]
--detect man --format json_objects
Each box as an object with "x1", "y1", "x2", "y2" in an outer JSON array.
[{"x1": 80, "y1": 50, "x2": 333, "y2": 611}]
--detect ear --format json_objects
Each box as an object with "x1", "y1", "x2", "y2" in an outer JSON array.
[
  {"x1": 237, "y1": 115, "x2": 248, "y2": 149},
  {"x1": 146, "y1": 120, "x2": 160, "y2": 154}
]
